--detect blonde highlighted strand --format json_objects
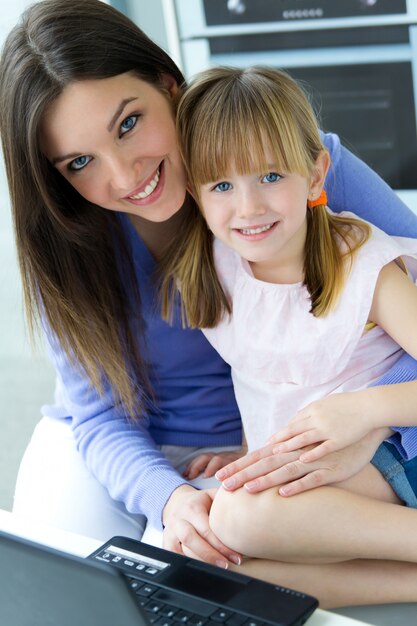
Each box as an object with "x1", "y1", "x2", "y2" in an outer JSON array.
[
  {"x1": 305, "y1": 203, "x2": 371, "y2": 316},
  {"x1": 159, "y1": 199, "x2": 231, "y2": 329}
]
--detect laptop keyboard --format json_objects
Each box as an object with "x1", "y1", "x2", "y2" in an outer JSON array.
[
  {"x1": 129, "y1": 578, "x2": 264, "y2": 626},
  {"x1": 89, "y1": 540, "x2": 317, "y2": 626}
]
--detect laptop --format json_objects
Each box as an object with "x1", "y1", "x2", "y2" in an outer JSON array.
[{"x1": 0, "y1": 530, "x2": 318, "y2": 626}]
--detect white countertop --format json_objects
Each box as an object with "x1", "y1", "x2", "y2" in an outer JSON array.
[{"x1": 0, "y1": 509, "x2": 372, "y2": 626}]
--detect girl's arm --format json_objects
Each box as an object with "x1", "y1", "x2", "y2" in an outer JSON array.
[
  {"x1": 324, "y1": 131, "x2": 417, "y2": 459},
  {"x1": 269, "y1": 261, "x2": 417, "y2": 462}
]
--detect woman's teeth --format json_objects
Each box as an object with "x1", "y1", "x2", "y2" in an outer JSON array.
[
  {"x1": 239, "y1": 223, "x2": 274, "y2": 235},
  {"x1": 130, "y1": 168, "x2": 160, "y2": 199}
]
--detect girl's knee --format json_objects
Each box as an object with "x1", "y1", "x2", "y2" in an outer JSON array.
[
  {"x1": 209, "y1": 487, "x2": 251, "y2": 552},
  {"x1": 209, "y1": 485, "x2": 286, "y2": 556},
  {"x1": 210, "y1": 485, "x2": 324, "y2": 560}
]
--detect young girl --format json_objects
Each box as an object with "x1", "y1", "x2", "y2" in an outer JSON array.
[{"x1": 168, "y1": 65, "x2": 417, "y2": 597}]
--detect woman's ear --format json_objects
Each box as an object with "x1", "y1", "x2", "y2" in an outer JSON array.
[
  {"x1": 186, "y1": 182, "x2": 197, "y2": 200},
  {"x1": 308, "y1": 150, "x2": 330, "y2": 198},
  {"x1": 160, "y1": 73, "x2": 180, "y2": 99}
]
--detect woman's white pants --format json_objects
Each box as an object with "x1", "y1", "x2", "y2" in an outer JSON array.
[{"x1": 12, "y1": 417, "x2": 225, "y2": 546}]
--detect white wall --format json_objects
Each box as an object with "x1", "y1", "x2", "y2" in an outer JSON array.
[{"x1": 0, "y1": 0, "x2": 56, "y2": 511}]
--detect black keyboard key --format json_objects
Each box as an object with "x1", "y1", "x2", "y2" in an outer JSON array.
[
  {"x1": 226, "y1": 615, "x2": 246, "y2": 626},
  {"x1": 160, "y1": 607, "x2": 179, "y2": 619},
  {"x1": 210, "y1": 610, "x2": 233, "y2": 623},
  {"x1": 175, "y1": 610, "x2": 193, "y2": 623},
  {"x1": 137, "y1": 584, "x2": 158, "y2": 597},
  {"x1": 129, "y1": 580, "x2": 142, "y2": 591},
  {"x1": 188, "y1": 618, "x2": 208, "y2": 626},
  {"x1": 153, "y1": 589, "x2": 216, "y2": 618},
  {"x1": 146, "y1": 567, "x2": 159, "y2": 575},
  {"x1": 155, "y1": 619, "x2": 176, "y2": 626},
  {"x1": 145, "y1": 601, "x2": 165, "y2": 614}
]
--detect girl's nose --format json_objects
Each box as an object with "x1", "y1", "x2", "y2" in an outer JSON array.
[{"x1": 235, "y1": 189, "x2": 266, "y2": 219}]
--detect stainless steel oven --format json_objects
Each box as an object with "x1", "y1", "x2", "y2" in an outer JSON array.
[{"x1": 172, "y1": 0, "x2": 417, "y2": 196}]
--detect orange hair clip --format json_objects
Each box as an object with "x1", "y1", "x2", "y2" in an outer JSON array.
[{"x1": 307, "y1": 189, "x2": 327, "y2": 209}]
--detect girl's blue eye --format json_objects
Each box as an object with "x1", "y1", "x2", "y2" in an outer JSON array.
[
  {"x1": 69, "y1": 155, "x2": 92, "y2": 171},
  {"x1": 262, "y1": 172, "x2": 281, "y2": 183},
  {"x1": 213, "y1": 181, "x2": 232, "y2": 192},
  {"x1": 120, "y1": 115, "x2": 138, "y2": 135}
]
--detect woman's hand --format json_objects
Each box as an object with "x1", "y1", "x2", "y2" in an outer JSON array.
[
  {"x1": 269, "y1": 391, "x2": 375, "y2": 463},
  {"x1": 215, "y1": 427, "x2": 391, "y2": 497},
  {"x1": 182, "y1": 448, "x2": 247, "y2": 480},
  {"x1": 162, "y1": 484, "x2": 242, "y2": 567}
]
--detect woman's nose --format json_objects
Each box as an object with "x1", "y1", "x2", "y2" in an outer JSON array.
[{"x1": 107, "y1": 152, "x2": 141, "y2": 194}]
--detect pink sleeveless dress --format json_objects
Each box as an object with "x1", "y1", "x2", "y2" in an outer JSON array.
[{"x1": 203, "y1": 214, "x2": 417, "y2": 451}]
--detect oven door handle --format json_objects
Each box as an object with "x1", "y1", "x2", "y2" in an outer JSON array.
[{"x1": 211, "y1": 43, "x2": 413, "y2": 69}]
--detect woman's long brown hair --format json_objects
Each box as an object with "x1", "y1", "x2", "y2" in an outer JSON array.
[
  {"x1": 161, "y1": 66, "x2": 370, "y2": 328},
  {"x1": 0, "y1": 0, "x2": 185, "y2": 418}
]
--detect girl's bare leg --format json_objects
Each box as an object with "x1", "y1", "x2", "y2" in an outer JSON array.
[
  {"x1": 209, "y1": 463, "x2": 417, "y2": 564},
  {"x1": 231, "y1": 558, "x2": 417, "y2": 609}
]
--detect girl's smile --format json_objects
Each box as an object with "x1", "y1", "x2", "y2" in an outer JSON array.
[
  {"x1": 41, "y1": 72, "x2": 188, "y2": 222},
  {"x1": 234, "y1": 220, "x2": 279, "y2": 240}
]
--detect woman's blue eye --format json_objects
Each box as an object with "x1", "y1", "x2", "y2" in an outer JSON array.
[
  {"x1": 262, "y1": 172, "x2": 281, "y2": 183},
  {"x1": 120, "y1": 115, "x2": 138, "y2": 135},
  {"x1": 69, "y1": 155, "x2": 92, "y2": 171},
  {"x1": 213, "y1": 181, "x2": 232, "y2": 192}
]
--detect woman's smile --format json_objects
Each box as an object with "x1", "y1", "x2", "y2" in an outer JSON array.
[{"x1": 125, "y1": 163, "x2": 164, "y2": 205}]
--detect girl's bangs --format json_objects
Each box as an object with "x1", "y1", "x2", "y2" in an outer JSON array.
[{"x1": 190, "y1": 102, "x2": 312, "y2": 187}]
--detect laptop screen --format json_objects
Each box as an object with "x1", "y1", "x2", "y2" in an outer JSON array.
[{"x1": 0, "y1": 531, "x2": 143, "y2": 626}]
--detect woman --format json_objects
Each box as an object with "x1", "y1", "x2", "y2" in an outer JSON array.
[{"x1": 1, "y1": 0, "x2": 417, "y2": 607}]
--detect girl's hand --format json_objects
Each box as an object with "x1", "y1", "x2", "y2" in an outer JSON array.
[
  {"x1": 162, "y1": 484, "x2": 242, "y2": 567},
  {"x1": 183, "y1": 449, "x2": 247, "y2": 480},
  {"x1": 215, "y1": 444, "x2": 303, "y2": 491},
  {"x1": 269, "y1": 391, "x2": 374, "y2": 463},
  {"x1": 215, "y1": 427, "x2": 391, "y2": 496}
]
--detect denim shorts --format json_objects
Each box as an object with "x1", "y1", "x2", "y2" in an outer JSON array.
[{"x1": 371, "y1": 441, "x2": 417, "y2": 508}]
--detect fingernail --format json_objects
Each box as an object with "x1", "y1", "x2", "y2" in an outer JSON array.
[
  {"x1": 244, "y1": 480, "x2": 258, "y2": 492},
  {"x1": 216, "y1": 560, "x2": 229, "y2": 569},
  {"x1": 279, "y1": 486, "x2": 290, "y2": 496},
  {"x1": 215, "y1": 469, "x2": 226, "y2": 480},
  {"x1": 222, "y1": 477, "x2": 235, "y2": 490},
  {"x1": 229, "y1": 555, "x2": 241, "y2": 566}
]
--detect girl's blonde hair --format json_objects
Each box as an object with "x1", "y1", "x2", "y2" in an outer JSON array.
[{"x1": 161, "y1": 66, "x2": 370, "y2": 327}]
